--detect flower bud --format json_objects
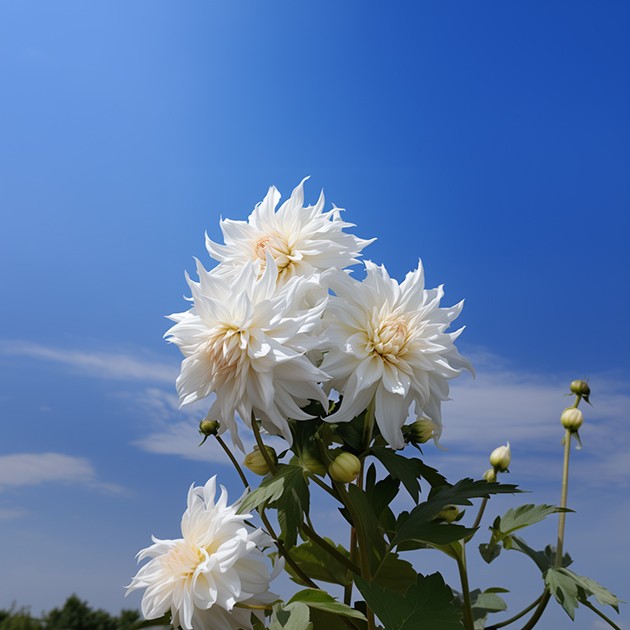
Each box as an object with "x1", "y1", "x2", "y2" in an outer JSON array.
[
  {"x1": 570, "y1": 380, "x2": 591, "y2": 403},
  {"x1": 199, "y1": 419, "x2": 220, "y2": 437},
  {"x1": 244, "y1": 445, "x2": 277, "y2": 476},
  {"x1": 489, "y1": 442, "x2": 511, "y2": 472},
  {"x1": 570, "y1": 380, "x2": 590, "y2": 397},
  {"x1": 560, "y1": 407, "x2": 584, "y2": 432},
  {"x1": 406, "y1": 418, "x2": 435, "y2": 445},
  {"x1": 483, "y1": 468, "x2": 497, "y2": 483},
  {"x1": 328, "y1": 452, "x2": 361, "y2": 483},
  {"x1": 436, "y1": 505, "x2": 460, "y2": 523}
]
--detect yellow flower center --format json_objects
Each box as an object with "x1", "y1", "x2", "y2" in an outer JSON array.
[
  {"x1": 252, "y1": 233, "x2": 299, "y2": 277},
  {"x1": 369, "y1": 317, "x2": 409, "y2": 363}
]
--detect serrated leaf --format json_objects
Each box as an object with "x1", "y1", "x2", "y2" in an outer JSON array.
[
  {"x1": 546, "y1": 567, "x2": 622, "y2": 618},
  {"x1": 355, "y1": 572, "x2": 463, "y2": 630},
  {"x1": 273, "y1": 469, "x2": 310, "y2": 549},
  {"x1": 239, "y1": 464, "x2": 304, "y2": 513},
  {"x1": 545, "y1": 567, "x2": 580, "y2": 619},
  {"x1": 494, "y1": 504, "x2": 569, "y2": 540},
  {"x1": 372, "y1": 447, "x2": 423, "y2": 502},
  {"x1": 368, "y1": 475, "x2": 400, "y2": 520},
  {"x1": 282, "y1": 539, "x2": 351, "y2": 587},
  {"x1": 288, "y1": 589, "x2": 366, "y2": 621},
  {"x1": 270, "y1": 601, "x2": 313, "y2": 630},
  {"x1": 372, "y1": 553, "x2": 418, "y2": 593}
]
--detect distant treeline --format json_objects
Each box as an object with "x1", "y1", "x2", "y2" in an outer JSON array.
[{"x1": 0, "y1": 595, "x2": 142, "y2": 630}]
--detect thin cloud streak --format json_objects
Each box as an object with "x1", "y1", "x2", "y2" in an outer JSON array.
[
  {"x1": 3, "y1": 340, "x2": 178, "y2": 383},
  {"x1": 0, "y1": 453, "x2": 123, "y2": 494}
]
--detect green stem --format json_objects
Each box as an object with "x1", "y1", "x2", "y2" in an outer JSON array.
[
  {"x1": 250, "y1": 411, "x2": 278, "y2": 474},
  {"x1": 582, "y1": 600, "x2": 622, "y2": 630},
  {"x1": 215, "y1": 432, "x2": 317, "y2": 589},
  {"x1": 556, "y1": 427, "x2": 572, "y2": 566},
  {"x1": 464, "y1": 496, "x2": 489, "y2": 543},
  {"x1": 455, "y1": 546, "x2": 475, "y2": 630},
  {"x1": 344, "y1": 526, "x2": 357, "y2": 606},
  {"x1": 301, "y1": 522, "x2": 361, "y2": 575},
  {"x1": 486, "y1": 591, "x2": 544, "y2": 629},
  {"x1": 216, "y1": 435, "x2": 250, "y2": 489}
]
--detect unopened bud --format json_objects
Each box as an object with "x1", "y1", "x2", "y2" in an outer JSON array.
[
  {"x1": 560, "y1": 407, "x2": 584, "y2": 432},
  {"x1": 328, "y1": 452, "x2": 361, "y2": 483},
  {"x1": 483, "y1": 468, "x2": 497, "y2": 483},
  {"x1": 199, "y1": 419, "x2": 220, "y2": 437},
  {"x1": 489, "y1": 442, "x2": 511, "y2": 472},
  {"x1": 570, "y1": 380, "x2": 591, "y2": 402},
  {"x1": 436, "y1": 505, "x2": 460, "y2": 523},
  {"x1": 406, "y1": 418, "x2": 435, "y2": 445},
  {"x1": 244, "y1": 445, "x2": 277, "y2": 476}
]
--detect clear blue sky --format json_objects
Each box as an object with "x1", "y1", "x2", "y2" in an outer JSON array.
[{"x1": 1, "y1": 2, "x2": 628, "y2": 628}]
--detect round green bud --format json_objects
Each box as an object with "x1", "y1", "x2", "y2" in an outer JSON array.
[
  {"x1": 328, "y1": 452, "x2": 361, "y2": 483},
  {"x1": 570, "y1": 380, "x2": 591, "y2": 398},
  {"x1": 560, "y1": 407, "x2": 584, "y2": 432},
  {"x1": 244, "y1": 445, "x2": 277, "y2": 476},
  {"x1": 489, "y1": 442, "x2": 511, "y2": 472},
  {"x1": 406, "y1": 418, "x2": 435, "y2": 445},
  {"x1": 199, "y1": 419, "x2": 220, "y2": 437},
  {"x1": 436, "y1": 505, "x2": 460, "y2": 523},
  {"x1": 483, "y1": 468, "x2": 497, "y2": 483}
]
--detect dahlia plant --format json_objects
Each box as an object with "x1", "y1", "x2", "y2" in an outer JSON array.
[{"x1": 129, "y1": 181, "x2": 622, "y2": 630}]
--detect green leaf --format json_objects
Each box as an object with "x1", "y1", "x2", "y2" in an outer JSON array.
[
  {"x1": 288, "y1": 590, "x2": 366, "y2": 621},
  {"x1": 355, "y1": 572, "x2": 463, "y2": 630},
  {"x1": 274, "y1": 468, "x2": 310, "y2": 549},
  {"x1": 371, "y1": 553, "x2": 418, "y2": 594},
  {"x1": 270, "y1": 601, "x2": 313, "y2": 630},
  {"x1": 281, "y1": 539, "x2": 352, "y2": 587},
  {"x1": 508, "y1": 536, "x2": 572, "y2": 573},
  {"x1": 494, "y1": 504, "x2": 569, "y2": 539},
  {"x1": 239, "y1": 464, "x2": 303, "y2": 513},
  {"x1": 478, "y1": 542, "x2": 501, "y2": 564},
  {"x1": 367, "y1": 474, "x2": 400, "y2": 520},
  {"x1": 392, "y1": 479, "x2": 518, "y2": 550},
  {"x1": 546, "y1": 567, "x2": 622, "y2": 619},
  {"x1": 372, "y1": 447, "x2": 423, "y2": 502},
  {"x1": 346, "y1": 484, "x2": 387, "y2": 572},
  {"x1": 545, "y1": 567, "x2": 580, "y2": 619},
  {"x1": 470, "y1": 588, "x2": 508, "y2": 629},
  {"x1": 332, "y1": 409, "x2": 366, "y2": 452}
]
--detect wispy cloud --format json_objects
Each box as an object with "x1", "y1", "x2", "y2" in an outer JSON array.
[
  {"x1": 0, "y1": 453, "x2": 123, "y2": 494},
  {"x1": 2, "y1": 340, "x2": 177, "y2": 383}
]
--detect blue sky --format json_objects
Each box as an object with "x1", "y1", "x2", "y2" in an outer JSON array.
[{"x1": 1, "y1": 2, "x2": 628, "y2": 628}]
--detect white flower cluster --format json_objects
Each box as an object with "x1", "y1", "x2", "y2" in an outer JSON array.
[{"x1": 166, "y1": 178, "x2": 472, "y2": 450}]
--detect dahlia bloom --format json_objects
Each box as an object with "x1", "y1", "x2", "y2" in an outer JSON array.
[
  {"x1": 127, "y1": 477, "x2": 278, "y2": 630},
  {"x1": 165, "y1": 257, "x2": 329, "y2": 447},
  {"x1": 205, "y1": 178, "x2": 374, "y2": 282},
  {"x1": 320, "y1": 261, "x2": 472, "y2": 449}
]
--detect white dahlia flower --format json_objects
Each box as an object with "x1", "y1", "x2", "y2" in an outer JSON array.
[
  {"x1": 127, "y1": 477, "x2": 277, "y2": 630},
  {"x1": 165, "y1": 257, "x2": 329, "y2": 447},
  {"x1": 205, "y1": 178, "x2": 374, "y2": 282},
  {"x1": 320, "y1": 261, "x2": 472, "y2": 449}
]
